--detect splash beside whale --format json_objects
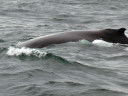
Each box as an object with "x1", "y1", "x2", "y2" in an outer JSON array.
[{"x1": 17, "y1": 28, "x2": 128, "y2": 48}]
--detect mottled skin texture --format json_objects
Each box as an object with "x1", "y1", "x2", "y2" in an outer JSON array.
[{"x1": 17, "y1": 28, "x2": 128, "y2": 48}]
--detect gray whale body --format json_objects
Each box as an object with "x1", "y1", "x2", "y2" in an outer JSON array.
[{"x1": 17, "y1": 28, "x2": 128, "y2": 48}]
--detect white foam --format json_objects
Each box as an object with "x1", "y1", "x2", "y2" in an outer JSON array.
[
  {"x1": 92, "y1": 40, "x2": 113, "y2": 47},
  {"x1": 123, "y1": 47, "x2": 128, "y2": 51},
  {"x1": 7, "y1": 47, "x2": 47, "y2": 58}
]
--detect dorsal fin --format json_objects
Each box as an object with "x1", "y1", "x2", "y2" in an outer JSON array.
[{"x1": 118, "y1": 28, "x2": 126, "y2": 35}]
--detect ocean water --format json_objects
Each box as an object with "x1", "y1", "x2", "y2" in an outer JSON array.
[{"x1": 0, "y1": 0, "x2": 128, "y2": 96}]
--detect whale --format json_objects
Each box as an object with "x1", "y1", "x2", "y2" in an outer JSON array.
[{"x1": 17, "y1": 28, "x2": 128, "y2": 48}]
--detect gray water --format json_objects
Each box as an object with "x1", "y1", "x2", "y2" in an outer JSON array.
[{"x1": 0, "y1": 0, "x2": 128, "y2": 96}]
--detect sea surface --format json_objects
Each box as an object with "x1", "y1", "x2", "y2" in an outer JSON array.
[{"x1": 0, "y1": 0, "x2": 128, "y2": 96}]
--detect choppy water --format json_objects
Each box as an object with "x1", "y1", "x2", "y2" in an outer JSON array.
[{"x1": 0, "y1": 0, "x2": 128, "y2": 96}]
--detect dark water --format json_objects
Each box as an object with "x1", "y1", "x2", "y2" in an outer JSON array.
[{"x1": 0, "y1": 0, "x2": 128, "y2": 96}]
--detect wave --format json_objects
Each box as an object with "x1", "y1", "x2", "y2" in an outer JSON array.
[
  {"x1": 46, "y1": 80, "x2": 85, "y2": 87},
  {"x1": 0, "y1": 68, "x2": 58, "y2": 78},
  {"x1": 10, "y1": 84, "x2": 42, "y2": 96},
  {"x1": 0, "y1": 39, "x2": 5, "y2": 43},
  {"x1": 10, "y1": 85, "x2": 127, "y2": 96},
  {"x1": 71, "y1": 88, "x2": 127, "y2": 96},
  {"x1": 6, "y1": 47, "x2": 114, "y2": 72},
  {"x1": 7, "y1": 47, "x2": 47, "y2": 58},
  {"x1": 6, "y1": 45, "x2": 126, "y2": 71},
  {"x1": 3, "y1": 8, "x2": 29, "y2": 13},
  {"x1": 0, "y1": 47, "x2": 7, "y2": 53}
]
